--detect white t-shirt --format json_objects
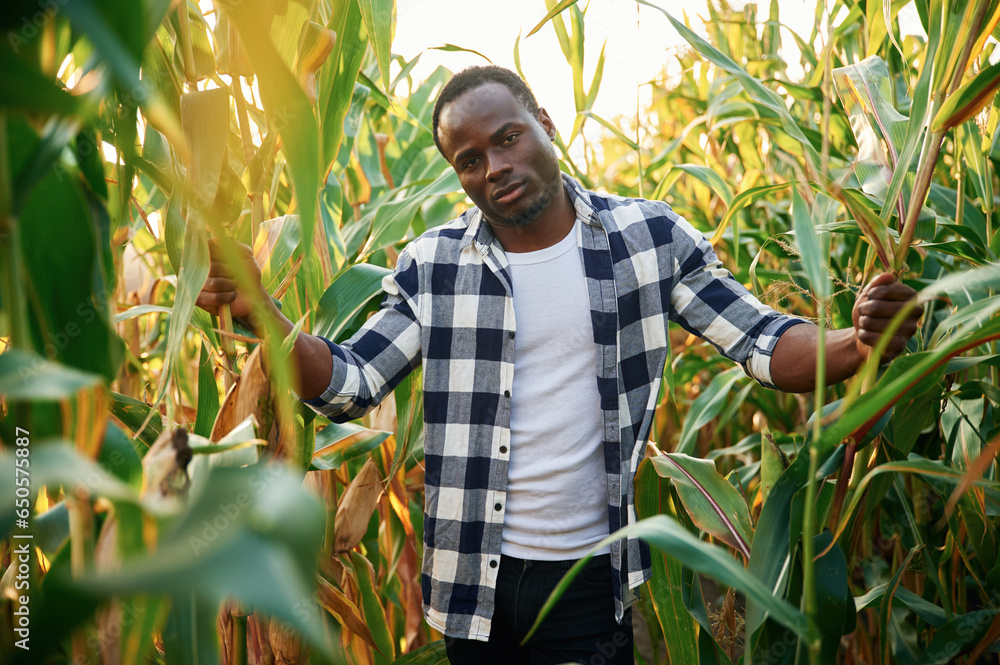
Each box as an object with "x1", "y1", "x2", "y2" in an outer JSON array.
[{"x1": 501, "y1": 219, "x2": 610, "y2": 560}]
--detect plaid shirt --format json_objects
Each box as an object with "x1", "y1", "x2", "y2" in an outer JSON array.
[{"x1": 303, "y1": 175, "x2": 803, "y2": 641}]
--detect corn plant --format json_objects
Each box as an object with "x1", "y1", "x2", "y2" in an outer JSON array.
[
  {"x1": 3, "y1": 0, "x2": 1000, "y2": 663},
  {"x1": 0, "y1": 0, "x2": 465, "y2": 662},
  {"x1": 529, "y1": 1, "x2": 1000, "y2": 664}
]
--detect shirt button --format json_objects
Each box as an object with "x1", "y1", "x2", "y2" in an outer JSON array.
[
  {"x1": 504, "y1": 390, "x2": 510, "y2": 398},
  {"x1": 499, "y1": 445, "x2": 507, "y2": 454},
  {"x1": 494, "y1": 503, "x2": 502, "y2": 511},
  {"x1": 508, "y1": 331, "x2": 515, "y2": 339},
  {"x1": 490, "y1": 560, "x2": 498, "y2": 568}
]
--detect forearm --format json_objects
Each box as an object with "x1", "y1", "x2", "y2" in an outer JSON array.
[
  {"x1": 768, "y1": 324, "x2": 863, "y2": 393},
  {"x1": 241, "y1": 300, "x2": 333, "y2": 400}
]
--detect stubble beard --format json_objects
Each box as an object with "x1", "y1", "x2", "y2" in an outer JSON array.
[{"x1": 491, "y1": 176, "x2": 562, "y2": 229}]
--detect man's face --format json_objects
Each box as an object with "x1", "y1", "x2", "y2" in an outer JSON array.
[{"x1": 437, "y1": 82, "x2": 563, "y2": 229}]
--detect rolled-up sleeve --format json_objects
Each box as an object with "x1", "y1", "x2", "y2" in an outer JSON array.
[
  {"x1": 666, "y1": 214, "x2": 806, "y2": 389},
  {"x1": 302, "y1": 244, "x2": 423, "y2": 421}
]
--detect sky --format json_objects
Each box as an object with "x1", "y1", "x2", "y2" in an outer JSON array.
[{"x1": 392, "y1": 0, "x2": 924, "y2": 137}]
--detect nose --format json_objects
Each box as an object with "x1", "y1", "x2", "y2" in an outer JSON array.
[{"x1": 485, "y1": 150, "x2": 511, "y2": 182}]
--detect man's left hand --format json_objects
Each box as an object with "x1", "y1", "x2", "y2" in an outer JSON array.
[{"x1": 852, "y1": 272, "x2": 921, "y2": 361}]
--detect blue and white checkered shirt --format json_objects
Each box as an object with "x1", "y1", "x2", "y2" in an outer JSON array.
[{"x1": 303, "y1": 174, "x2": 804, "y2": 641}]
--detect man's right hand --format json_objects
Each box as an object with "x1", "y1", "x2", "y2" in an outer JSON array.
[
  {"x1": 196, "y1": 241, "x2": 269, "y2": 329},
  {"x1": 195, "y1": 239, "x2": 334, "y2": 400}
]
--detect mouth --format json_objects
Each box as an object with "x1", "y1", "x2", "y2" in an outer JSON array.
[{"x1": 492, "y1": 181, "x2": 525, "y2": 205}]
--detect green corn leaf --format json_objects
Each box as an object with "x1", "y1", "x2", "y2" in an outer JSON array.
[
  {"x1": 837, "y1": 187, "x2": 896, "y2": 271},
  {"x1": 745, "y1": 441, "x2": 831, "y2": 645},
  {"x1": 0, "y1": 349, "x2": 102, "y2": 400},
  {"x1": 791, "y1": 187, "x2": 830, "y2": 299},
  {"x1": 933, "y1": 60, "x2": 1000, "y2": 132},
  {"x1": 831, "y1": 457, "x2": 1000, "y2": 549},
  {"x1": 958, "y1": 121, "x2": 995, "y2": 215},
  {"x1": 710, "y1": 181, "x2": 790, "y2": 246},
  {"x1": 527, "y1": 0, "x2": 582, "y2": 38},
  {"x1": 0, "y1": 443, "x2": 141, "y2": 511},
  {"x1": 832, "y1": 56, "x2": 909, "y2": 206},
  {"x1": 363, "y1": 168, "x2": 461, "y2": 258},
  {"x1": 578, "y1": 110, "x2": 639, "y2": 151},
  {"x1": 834, "y1": 51, "x2": 937, "y2": 235},
  {"x1": 357, "y1": 0, "x2": 394, "y2": 91},
  {"x1": 192, "y1": 342, "x2": 219, "y2": 438},
  {"x1": 854, "y1": 583, "x2": 948, "y2": 627},
  {"x1": 162, "y1": 593, "x2": 219, "y2": 665},
  {"x1": 68, "y1": 461, "x2": 332, "y2": 658},
  {"x1": 524, "y1": 514, "x2": 810, "y2": 644},
  {"x1": 513, "y1": 31, "x2": 526, "y2": 79},
  {"x1": 670, "y1": 164, "x2": 735, "y2": 207},
  {"x1": 0, "y1": 46, "x2": 91, "y2": 118},
  {"x1": 60, "y1": 0, "x2": 184, "y2": 155},
  {"x1": 178, "y1": 2, "x2": 216, "y2": 82},
  {"x1": 650, "y1": 453, "x2": 754, "y2": 558},
  {"x1": 223, "y1": 0, "x2": 320, "y2": 262},
  {"x1": 642, "y1": 0, "x2": 820, "y2": 168},
  {"x1": 633, "y1": 459, "x2": 699, "y2": 665},
  {"x1": 257, "y1": 214, "x2": 304, "y2": 291},
  {"x1": 319, "y1": 0, "x2": 367, "y2": 171},
  {"x1": 675, "y1": 368, "x2": 743, "y2": 455},
  {"x1": 817, "y1": 313, "x2": 1000, "y2": 466},
  {"x1": 914, "y1": 608, "x2": 1000, "y2": 665},
  {"x1": 879, "y1": 545, "x2": 922, "y2": 665},
  {"x1": 428, "y1": 43, "x2": 493, "y2": 64},
  {"x1": 109, "y1": 392, "x2": 162, "y2": 451},
  {"x1": 812, "y1": 530, "x2": 853, "y2": 661},
  {"x1": 759, "y1": 429, "x2": 787, "y2": 507},
  {"x1": 350, "y1": 551, "x2": 395, "y2": 658},
  {"x1": 156, "y1": 194, "x2": 209, "y2": 405},
  {"x1": 569, "y1": 3, "x2": 585, "y2": 113},
  {"x1": 32, "y1": 501, "x2": 69, "y2": 560},
  {"x1": 180, "y1": 88, "x2": 229, "y2": 209},
  {"x1": 583, "y1": 40, "x2": 607, "y2": 113},
  {"x1": 392, "y1": 367, "x2": 424, "y2": 475},
  {"x1": 310, "y1": 421, "x2": 390, "y2": 471},
  {"x1": 390, "y1": 640, "x2": 448, "y2": 664},
  {"x1": 115, "y1": 305, "x2": 173, "y2": 323},
  {"x1": 313, "y1": 263, "x2": 391, "y2": 341}
]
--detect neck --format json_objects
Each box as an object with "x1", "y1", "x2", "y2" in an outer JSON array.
[{"x1": 487, "y1": 187, "x2": 575, "y2": 253}]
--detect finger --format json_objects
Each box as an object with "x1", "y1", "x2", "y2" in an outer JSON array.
[
  {"x1": 857, "y1": 330, "x2": 909, "y2": 353},
  {"x1": 857, "y1": 315, "x2": 896, "y2": 333},
  {"x1": 857, "y1": 299, "x2": 921, "y2": 318},
  {"x1": 202, "y1": 276, "x2": 237, "y2": 293},
  {"x1": 858, "y1": 308, "x2": 922, "y2": 330},
  {"x1": 864, "y1": 283, "x2": 918, "y2": 302},
  {"x1": 195, "y1": 290, "x2": 236, "y2": 311},
  {"x1": 862, "y1": 272, "x2": 897, "y2": 292}
]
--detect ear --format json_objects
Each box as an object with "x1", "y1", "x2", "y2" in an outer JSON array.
[{"x1": 536, "y1": 108, "x2": 557, "y2": 141}]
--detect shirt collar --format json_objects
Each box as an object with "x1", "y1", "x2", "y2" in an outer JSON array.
[
  {"x1": 460, "y1": 207, "x2": 495, "y2": 255},
  {"x1": 562, "y1": 173, "x2": 606, "y2": 230}
]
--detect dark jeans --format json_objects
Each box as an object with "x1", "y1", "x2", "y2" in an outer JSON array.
[{"x1": 444, "y1": 553, "x2": 633, "y2": 665}]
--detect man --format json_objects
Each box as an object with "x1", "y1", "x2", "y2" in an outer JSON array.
[{"x1": 197, "y1": 66, "x2": 919, "y2": 663}]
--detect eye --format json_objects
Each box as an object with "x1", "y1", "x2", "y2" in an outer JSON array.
[
  {"x1": 462, "y1": 156, "x2": 480, "y2": 170},
  {"x1": 501, "y1": 133, "x2": 518, "y2": 146}
]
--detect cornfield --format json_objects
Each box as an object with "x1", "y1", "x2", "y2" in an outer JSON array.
[{"x1": 1, "y1": 0, "x2": 999, "y2": 663}]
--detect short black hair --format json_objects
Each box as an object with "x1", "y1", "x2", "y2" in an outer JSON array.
[{"x1": 432, "y1": 65, "x2": 541, "y2": 158}]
